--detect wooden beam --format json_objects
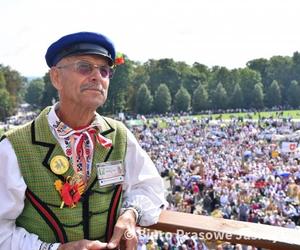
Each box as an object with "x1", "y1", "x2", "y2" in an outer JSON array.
[{"x1": 146, "y1": 210, "x2": 300, "y2": 250}]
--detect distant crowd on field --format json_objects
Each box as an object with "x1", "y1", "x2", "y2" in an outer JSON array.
[
  {"x1": 0, "y1": 103, "x2": 37, "y2": 132},
  {"x1": 2, "y1": 104, "x2": 300, "y2": 249},
  {"x1": 130, "y1": 116, "x2": 300, "y2": 250}
]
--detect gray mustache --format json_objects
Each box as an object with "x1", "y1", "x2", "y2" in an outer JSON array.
[{"x1": 80, "y1": 83, "x2": 104, "y2": 94}]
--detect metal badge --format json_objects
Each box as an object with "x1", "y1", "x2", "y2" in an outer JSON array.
[{"x1": 50, "y1": 155, "x2": 69, "y2": 175}]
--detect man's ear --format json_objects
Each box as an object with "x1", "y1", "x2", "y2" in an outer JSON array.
[{"x1": 49, "y1": 67, "x2": 62, "y2": 90}]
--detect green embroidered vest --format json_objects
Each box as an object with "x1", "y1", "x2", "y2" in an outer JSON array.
[{"x1": 5, "y1": 107, "x2": 127, "y2": 243}]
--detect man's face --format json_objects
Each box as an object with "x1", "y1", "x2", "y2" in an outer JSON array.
[{"x1": 51, "y1": 54, "x2": 111, "y2": 111}]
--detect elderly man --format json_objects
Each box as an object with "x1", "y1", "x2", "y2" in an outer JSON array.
[{"x1": 0, "y1": 32, "x2": 166, "y2": 250}]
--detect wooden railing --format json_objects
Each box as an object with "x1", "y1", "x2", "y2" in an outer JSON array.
[{"x1": 146, "y1": 210, "x2": 300, "y2": 250}]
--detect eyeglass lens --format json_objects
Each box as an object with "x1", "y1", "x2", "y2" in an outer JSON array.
[{"x1": 76, "y1": 62, "x2": 113, "y2": 78}]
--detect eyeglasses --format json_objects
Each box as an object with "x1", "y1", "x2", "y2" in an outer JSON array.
[{"x1": 56, "y1": 61, "x2": 114, "y2": 79}]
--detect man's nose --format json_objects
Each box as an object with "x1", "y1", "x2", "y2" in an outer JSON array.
[
  {"x1": 89, "y1": 69, "x2": 108, "y2": 88},
  {"x1": 90, "y1": 67, "x2": 104, "y2": 80}
]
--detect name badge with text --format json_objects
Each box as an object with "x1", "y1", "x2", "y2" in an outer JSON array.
[{"x1": 96, "y1": 160, "x2": 125, "y2": 187}]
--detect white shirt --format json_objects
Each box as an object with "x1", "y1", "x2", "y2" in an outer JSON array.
[{"x1": 0, "y1": 108, "x2": 167, "y2": 250}]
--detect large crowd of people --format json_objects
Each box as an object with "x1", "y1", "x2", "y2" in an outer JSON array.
[
  {"x1": 0, "y1": 104, "x2": 37, "y2": 133},
  {"x1": 129, "y1": 115, "x2": 300, "y2": 250},
  {"x1": 2, "y1": 106, "x2": 300, "y2": 249}
]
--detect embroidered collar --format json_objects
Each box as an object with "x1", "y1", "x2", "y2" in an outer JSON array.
[
  {"x1": 48, "y1": 104, "x2": 103, "y2": 138},
  {"x1": 48, "y1": 104, "x2": 112, "y2": 149}
]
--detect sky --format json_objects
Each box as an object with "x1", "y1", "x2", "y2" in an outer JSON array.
[{"x1": 1, "y1": 0, "x2": 300, "y2": 77}]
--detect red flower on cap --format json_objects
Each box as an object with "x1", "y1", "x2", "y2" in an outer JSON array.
[{"x1": 115, "y1": 52, "x2": 125, "y2": 65}]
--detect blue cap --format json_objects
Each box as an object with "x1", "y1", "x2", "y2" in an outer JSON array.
[{"x1": 45, "y1": 32, "x2": 116, "y2": 67}]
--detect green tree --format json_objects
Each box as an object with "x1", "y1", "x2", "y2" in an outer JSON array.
[
  {"x1": 41, "y1": 72, "x2": 58, "y2": 108},
  {"x1": 265, "y1": 56, "x2": 293, "y2": 86},
  {"x1": 173, "y1": 86, "x2": 191, "y2": 112},
  {"x1": 192, "y1": 84, "x2": 209, "y2": 112},
  {"x1": 246, "y1": 58, "x2": 269, "y2": 85},
  {"x1": 0, "y1": 88, "x2": 10, "y2": 121},
  {"x1": 292, "y1": 52, "x2": 300, "y2": 83},
  {"x1": 192, "y1": 62, "x2": 210, "y2": 80},
  {"x1": 208, "y1": 67, "x2": 231, "y2": 99},
  {"x1": 104, "y1": 56, "x2": 134, "y2": 113},
  {"x1": 25, "y1": 78, "x2": 45, "y2": 108},
  {"x1": 265, "y1": 56, "x2": 293, "y2": 104},
  {"x1": 265, "y1": 80, "x2": 281, "y2": 107},
  {"x1": 146, "y1": 59, "x2": 181, "y2": 98},
  {"x1": 153, "y1": 84, "x2": 172, "y2": 114},
  {"x1": 136, "y1": 83, "x2": 153, "y2": 114},
  {"x1": 238, "y1": 68, "x2": 262, "y2": 108},
  {"x1": 114, "y1": 92, "x2": 126, "y2": 113},
  {"x1": 252, "y1": 83, "x2": 264, "y2": 109},
  {"x1": 212, "y1": 82, "x2": 228, "y2": 109},
  {"x1": 0, "y1": 65, "x2": 24, "y2": 112},
  {"x1": 287, "y1": 80, "x2": 300, "y2": 108},
  {"x1": 128, "y1": 64, "x2": 149, "y2": 111},
  {"x1": 178, "y1": 62, "x2": 202, "y2": 97},
  {"x1": 210, "y1": 67, "x2": 239, "y2": 95},
  {"x1": 125, "y1": 85, "x2": 137, "y2": 113},
  {"x1": 0, "y1": 71, "x2": 6, "y2": 89},
  {"x1": 230, "y1": 83, "x2": 243, "y2": 109}
]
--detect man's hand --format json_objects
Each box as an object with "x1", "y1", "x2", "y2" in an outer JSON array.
[
  {"x1": 57, "y1": 240, "x2": 107, "y2": 250},
  {"x1": 107, "y1": 210, "x2": 138, "y2": 250}
]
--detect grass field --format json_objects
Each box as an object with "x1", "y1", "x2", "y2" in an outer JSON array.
[
  {"x1": 195, "y1": 110, "x2": 300, "y2": 120},
  {"x1": 2, "y1": 110, "x2": 300, "y2": 135},
  {"x1": 150, "y1": 110, "x2": 300, "y2": 129}
]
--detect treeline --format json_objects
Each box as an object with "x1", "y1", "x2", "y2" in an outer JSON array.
[
  {"x1": 0, "y1": 65, "x2": 25, "y2": 120},
  {"x1": 2, "y1": 51, "x2": 300, "y2": 120}
]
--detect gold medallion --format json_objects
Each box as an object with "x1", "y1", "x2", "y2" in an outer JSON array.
[{"x1": 50, "y1": 155, "x2": 69, "y2": 175}]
